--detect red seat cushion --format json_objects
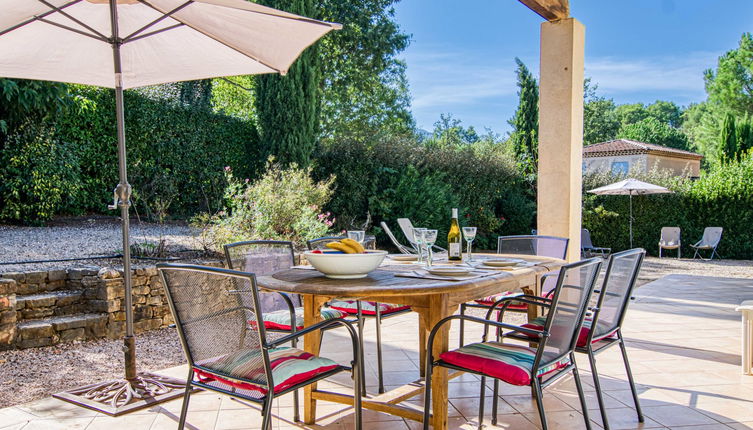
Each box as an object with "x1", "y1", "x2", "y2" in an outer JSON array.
[
  {"x1": 439, "y1": 342, "x2": 570, "y2": 386},
  {"x1": 520, "y1": 316, "x2": 617, "y2": 347},
  {"x1": 328, "y1": 300, "x2": 410, "y2": 316},
  {"x1": 475, "y1": 291, "x2": 528, "y2": 310},
  {"x1": 194, "y1": 347, "x2": 339, "y2": 395}
]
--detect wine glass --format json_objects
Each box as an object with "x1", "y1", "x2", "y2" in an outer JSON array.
[
  {"x1": 412, "y1": 228, "x2": 427, "y2": 263},
  {"x1": 423, "y1": 229, "x2": 438, "y2": 268},
  {"x1": 347, "y1": 230, "x2": 365, "y2": 244},
  {"x1": 462, "y1": 227, "x2": 477, "y2": 262}
]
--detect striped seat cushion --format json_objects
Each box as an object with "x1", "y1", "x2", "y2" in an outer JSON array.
[
  {"x1": 475, "y1": 291, "x2": 528, "y2": 310},
  {"x1": 193, "y1": 347, "x2": 339, "y2": 395},
  {"x1": 328, "y1": 300, "x2": 410, "y2": 316},
  {"x1": 521, "y1": 316, "x2": 617, "y2": 347},
  {"x1": 440, "y1": 342, "x2": 570, "y2": 386},
  {"x1": 262, "y1": 306, "x2": 346, "y2": 331}
]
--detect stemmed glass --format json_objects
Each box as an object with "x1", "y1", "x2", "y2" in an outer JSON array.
[
  {"x1": 412, "y1": 228, "x2": 427, "y2": 264},
  {"x1": 423, "y1": 229, "x2": 438, "y2": 268},
  {"x1": 462, "y1": 227, "x2": 477, "y2": 262},
  {"x1": 347, "y1": 230, "x2": 365, "y2": 245}
]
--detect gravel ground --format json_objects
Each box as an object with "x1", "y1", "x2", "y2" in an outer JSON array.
[{"x1": 0, "y1": 216, "x2": 208, "y2": 273}]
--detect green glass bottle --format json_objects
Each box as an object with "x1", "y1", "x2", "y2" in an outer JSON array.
[{"x1": 448, "y1": 208, "x2": 462, "y2": 261}]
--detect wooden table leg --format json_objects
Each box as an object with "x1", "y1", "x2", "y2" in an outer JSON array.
[
  {"x1": 302, "y1": 294, "x2": 324, "y2": 424},
  {"x1": 416, "y1": 294, "x2": 453, "y2": 430},
  {"x1": 418, "y1": 316, "x2": 426, "y2": 377}
]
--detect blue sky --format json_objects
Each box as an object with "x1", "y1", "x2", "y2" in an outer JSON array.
[{"x1": 394, "y1": 0, "x2": 753, "y2": 136}]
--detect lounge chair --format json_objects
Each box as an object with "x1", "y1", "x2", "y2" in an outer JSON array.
[
  {"x1": 581, "y1": 228, "x2": 611, "y2": 257},
  {"x1": 396, "y1": 218, "x2": 447, "y2": 254},
  {"x1": 659, "y1": 227, "x2": 681, "y2": 258},
  {"x1": 380, "y1": 221, "x2": 415, "y2": 254},
  {"x1": 691, "y1": 227, "x2": 723, "y2": 260}
]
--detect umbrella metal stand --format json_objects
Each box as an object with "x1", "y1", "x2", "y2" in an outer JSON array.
[
  {"x1": 52, "y1": 1, "x2": 187, "y2": 415},
  {"x1": 629, "y1": 192, "x2": 633, "y2": 248}
]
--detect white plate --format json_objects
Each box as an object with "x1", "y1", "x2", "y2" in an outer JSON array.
[
  {"x1": 482, "y1": 258, "x2": 524, "y2": 267},
  {"x1": 390, "y1": 254, "x2": 419, "y2": 261},
  {"x1": 427, "y1": 266, "x2": 471, "y2": 276}
]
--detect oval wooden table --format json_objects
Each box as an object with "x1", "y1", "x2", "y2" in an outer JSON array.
[{"x1": 256, "y1": 254, "x2": 565, "y2": 430}]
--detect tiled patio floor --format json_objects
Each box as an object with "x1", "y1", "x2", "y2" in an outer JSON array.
[{"x1": 1, "y1": 273, "x2": 752, "y2": 429}]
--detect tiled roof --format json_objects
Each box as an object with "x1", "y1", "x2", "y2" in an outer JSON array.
[{"x1": 583, "y1": 139, "x2": 703, "y2": 160}]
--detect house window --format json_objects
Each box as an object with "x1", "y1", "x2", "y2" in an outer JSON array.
[{"x1": 611, "y1": 161, "x2": 629, "y2": 176}]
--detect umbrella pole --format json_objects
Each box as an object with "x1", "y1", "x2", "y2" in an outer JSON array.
[{"x1": 629, "y1": 193, "x2": 633, "y2": 248}]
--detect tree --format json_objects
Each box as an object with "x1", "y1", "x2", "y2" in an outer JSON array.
[
  {"x1": 255, "y1": 0, "x2": 321, "y2": 167},
  {"x1": 583, "y1": 79, "x2": 619, "y2": 145},
  {"x1": 720, "y1": 112, "x2": 738, "y2": 161},
  {"x1": 704, "y1": 33, "x2": 753, "y2": 117},
  {"x1": 426, "y1": 114, "x2": 480, "y2": 147},
  {"x1": 647, "y1": 100, "x2": 683, "y2": 128},
  {"x1": 617, "y1": 117, "x2": 690, "y2": 150},
  {"x1": 0, "y1": 79, "x2": 71, "y2": 136},
  {"x1": 317, "y1": 0, "x2": 413, "y2": 140},
  {"x1": 508, "y1": 58, "x2": 538, "y2": 173},
  {"x1": 615, "y1": 103, "x2": 649, "y2": 128},
  {"x1": 737, "y1": 114, "x2": 753, "y2": 154}
]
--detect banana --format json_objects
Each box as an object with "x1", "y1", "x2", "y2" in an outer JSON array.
[
  {"x1": 326, "y1": 241, "x2": 357, "y2": 254},
  {"x1": 341, "y1": 238, "x2": 366, "y2": 253}
]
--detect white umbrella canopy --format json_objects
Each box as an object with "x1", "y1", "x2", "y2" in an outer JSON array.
[
  {"x1": 0, "y1": 0, "x2": 341, "y2": 88},
  {"x1": 588, "y1": 178, "x2": 673, "y2": 248},
  {"x1": 0, "y1": 0, "x2": 340, "y2": 415}
]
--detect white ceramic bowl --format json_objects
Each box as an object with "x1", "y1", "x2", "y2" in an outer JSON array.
[{"x1": 304, "y1": 250, "x2": 388, "y2": 279}]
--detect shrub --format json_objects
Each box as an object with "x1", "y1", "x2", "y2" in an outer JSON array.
[
  {"x1": 313, "y1": 135, "x2": 532, "y2": 250},
  {"x1": 0, "y1": 122, "x2": 81, "y2": 224},
  {"x1": 195, "y1": 161, "x2": 335, "y2": 251}
]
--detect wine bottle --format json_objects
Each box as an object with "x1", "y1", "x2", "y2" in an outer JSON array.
[{"x1": 448, "y1": 208, "x2": 462, "y2": 261}]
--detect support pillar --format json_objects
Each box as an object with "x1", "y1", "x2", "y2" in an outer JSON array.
[{"x1": 537, "y1": 18, "x2": 585, "y2": 262}]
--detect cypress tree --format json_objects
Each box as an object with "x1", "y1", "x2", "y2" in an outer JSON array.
[
  {"x1": 508, "y1": 58, "x2": 539, "y2": 174},
  {"x1": 737, "y1": 113, "x2": 753, "y2": 154},
  {"x1": 255, "y1": 0, "x2": 321, "y2": 167},
  {"x1": 720, "y1": 112, "x2": 738, "y2": 162}
]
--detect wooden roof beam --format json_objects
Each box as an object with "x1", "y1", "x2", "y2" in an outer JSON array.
[{"x1": 517, "y1": 0, "x2": 569, "y2": 21}]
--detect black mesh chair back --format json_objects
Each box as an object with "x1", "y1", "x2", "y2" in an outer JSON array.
[
  {"x1": 158, "y1": 264, "x2": 272, "y2": 400},
  {"x1": 536, "y1": 258, "x2": 601, "y2": 370},
  {"x1": 497, "y1": 235, "x2": 569, "y2": 259},
  {"x1": 590, "y1": 248, "x2": 645, "y2": 341},
  {"x1": 224, "y1": 240, "x2": 300, "y2": 311},
  {"x1": 307, "y1": 236, "x2": 346, "y2": 251}
]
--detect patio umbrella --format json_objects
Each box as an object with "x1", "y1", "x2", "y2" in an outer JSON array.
[
  {"x1": 588, "y1": 178, "x2": 672, "y2": 248},
  {"x1": 0, "y1": 0, "x2": 340, "y2": 415}
]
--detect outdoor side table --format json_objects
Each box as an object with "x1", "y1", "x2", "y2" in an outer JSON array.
[
  {"x1": 256, "y1": 254, "x2": 565, "y2": 430},
  {"x1": 736, "y1": 300, "x2": 753, "y2": 375}
]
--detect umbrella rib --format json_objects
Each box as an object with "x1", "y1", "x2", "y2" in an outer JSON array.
[
  {"x1": 122, "y1": 0, "x2": 193, "y2": 42},
  {"x1": 38, "y1": 17, "x2": 109, "y2": 42},
  {"x1": 38, "y1": 0, "x2": 110, "y2": 41},
  {"x1": 125, "y1": 23, "x2": 185, "y2": 43},
  {"x1": 136, "y1": 0, "x2": 284, "y2": 73},
  {"x1": 0, "y1": 0, "x2": 82, "y2": 37}
]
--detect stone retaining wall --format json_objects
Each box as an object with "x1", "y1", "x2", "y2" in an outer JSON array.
[{"x1": 0, "y1": 261, "x2": 221, "y2": 349}]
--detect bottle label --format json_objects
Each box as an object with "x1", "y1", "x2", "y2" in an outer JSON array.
[{"x1": 449, "y1": 243, "x2": 461, "y2": 257}]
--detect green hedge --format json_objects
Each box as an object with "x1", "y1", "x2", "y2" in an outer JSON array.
[
  {"x1": 313, "y1": 137, "x2": 534, "y2": 250},
  {"x1": 583, "y1": 154, "x2": 753, "y2": 259},
  {"x1": 0, "y1": 85, "x2": 260, "y2": 224}
]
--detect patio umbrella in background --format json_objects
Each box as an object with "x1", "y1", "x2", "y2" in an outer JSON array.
[
  {"x1": 588, "y1": 178, "x2": 672, "y2": 248},
  {"x1": 0, "y1": 0, "x2": 340, "y2": 415}
]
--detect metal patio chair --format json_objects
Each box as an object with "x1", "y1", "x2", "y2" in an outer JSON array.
[
  {"x1": 582, "y1": 228, "x2": 611, "y2": 257},
  {"x1": 422, "y1": 258, "x2": 603, "y2": 430},
  {"x1": 223, "y1": 240, "x2": 350, "y2": 421},
  {"x1": 307, "y1": 237, "x2": 411, "y2": 394},
  {"x1": 380, "y1": 221, "x2": 416, "y2": 255},
  {"x1": 157, "y1": 263, "x2": 362, "y2": 430},
  {"x1": 659, "y1": 227, "x2": 681, "y2": 258},
  {"x1": 458, "y1": 235, "x2": 569, "y2": 346},
  {"x1": 496, "y1": 249, "x2": 646, "y2": 430},
  {"x1": 691, "y1": 227, "x2": 723, "y2": 260}
]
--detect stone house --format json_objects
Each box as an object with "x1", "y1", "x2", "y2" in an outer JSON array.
[{"x1": 583, "y1": 139, "x2": 703, "y2": 178}]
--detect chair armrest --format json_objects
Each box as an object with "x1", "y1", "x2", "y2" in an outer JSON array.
[{"x1": 267, "y1": 318, "x2": 358, "y2": 349}]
